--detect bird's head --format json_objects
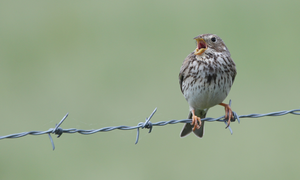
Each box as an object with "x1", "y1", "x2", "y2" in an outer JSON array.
[{"x1": 194, "y1": 34, "x2": 229, "y2": 56}]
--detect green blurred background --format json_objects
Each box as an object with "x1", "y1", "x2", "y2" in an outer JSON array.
[{"x1": 1, "y1": 0, "x2": 300, "y2": 179}]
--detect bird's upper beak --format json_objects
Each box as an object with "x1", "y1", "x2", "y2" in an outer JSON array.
[{"x1": 194, "y1": 38, "x2": 207, "y2": 55}]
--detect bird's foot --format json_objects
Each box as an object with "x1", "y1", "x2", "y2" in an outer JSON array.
[
  {"x1": 191, "y1": 110, "x2": 201, "y2": 131},
  {"x1": 219, "y1": 103, "x2": 233, "y2": 128}
]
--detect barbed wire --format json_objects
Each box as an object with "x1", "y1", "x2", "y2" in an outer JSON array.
[{"x1": 0, "y1": 100, "x2": 300, "y2": 150}]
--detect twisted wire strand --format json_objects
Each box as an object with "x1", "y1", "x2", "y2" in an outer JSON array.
[{"x1": 1, "y1": 101, "x2": 300, "y2": 149}]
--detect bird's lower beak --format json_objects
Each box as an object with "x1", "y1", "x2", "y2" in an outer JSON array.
[{"x1": 194, "y1": 38, "x2": 207, "y2": 55}]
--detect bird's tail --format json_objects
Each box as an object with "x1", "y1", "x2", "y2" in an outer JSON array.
[{"x1": 180, "y1": 110, "x2": 207, "y2": 138}]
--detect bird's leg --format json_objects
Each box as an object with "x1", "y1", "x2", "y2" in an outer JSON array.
[
  {"x1": 191, "y1": 110, "x2": 201, "y2": 131},
  {"x1": 219, "y1": 103, "x2": 233, "y2": 128}
]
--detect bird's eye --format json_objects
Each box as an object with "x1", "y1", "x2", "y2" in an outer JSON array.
[{"x1": 211, "y1": 37, "x2": 216, "y2": 42}]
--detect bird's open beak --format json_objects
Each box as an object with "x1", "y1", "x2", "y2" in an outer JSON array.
[{"x1": 194, "y1": 38, "x2": 207, "y2": 55}]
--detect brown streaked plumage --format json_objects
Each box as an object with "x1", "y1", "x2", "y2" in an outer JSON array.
[{"x1": 179, "y1": 34, "x2": 237, "y2": 138}]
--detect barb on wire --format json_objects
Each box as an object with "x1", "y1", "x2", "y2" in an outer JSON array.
[
  {"x1": 1, "y1": 100, "x2": 300, "y2": 150},
  {"x1": 135, "y1": 107, "x2": 157, "y2": 144},
  {"x1": 48, "y1": 113, "x2": 69, "y2": 150}
]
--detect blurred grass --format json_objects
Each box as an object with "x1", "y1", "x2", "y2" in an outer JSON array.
[{"x1": 0, "y1": 0, "x2": 300, "y2": 180}]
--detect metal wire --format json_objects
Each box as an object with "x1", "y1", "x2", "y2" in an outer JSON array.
[{"x1": 0, "y1": 100, "x2": 299, "y2": 150}]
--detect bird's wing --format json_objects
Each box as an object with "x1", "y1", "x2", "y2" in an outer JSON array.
[
  {"x1": 179, "y1": 53, "x2": 195, "y2": 94},
  {"x1": 227, "y1": 56, "x2": 237, "y2": 84}
]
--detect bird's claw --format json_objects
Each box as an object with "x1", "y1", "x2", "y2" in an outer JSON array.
[
  {"x1": 224, "y1": 105, "x2": 233, "y2": 129},
  {"x1": 219, "y1": 103, "x2": 234, "y2": 129},
  {"x1": 191, "y1": 114, "x2": 201, "y2": 131}
]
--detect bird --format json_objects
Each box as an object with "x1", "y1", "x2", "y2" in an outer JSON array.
[{"x1": 179, "y1": 34, "x2": 237, "y2": 138}]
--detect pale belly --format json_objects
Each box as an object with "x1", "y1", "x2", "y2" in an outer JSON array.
[{"x1": 183, "y1": 76, "x2": 232, "y2": 110}]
